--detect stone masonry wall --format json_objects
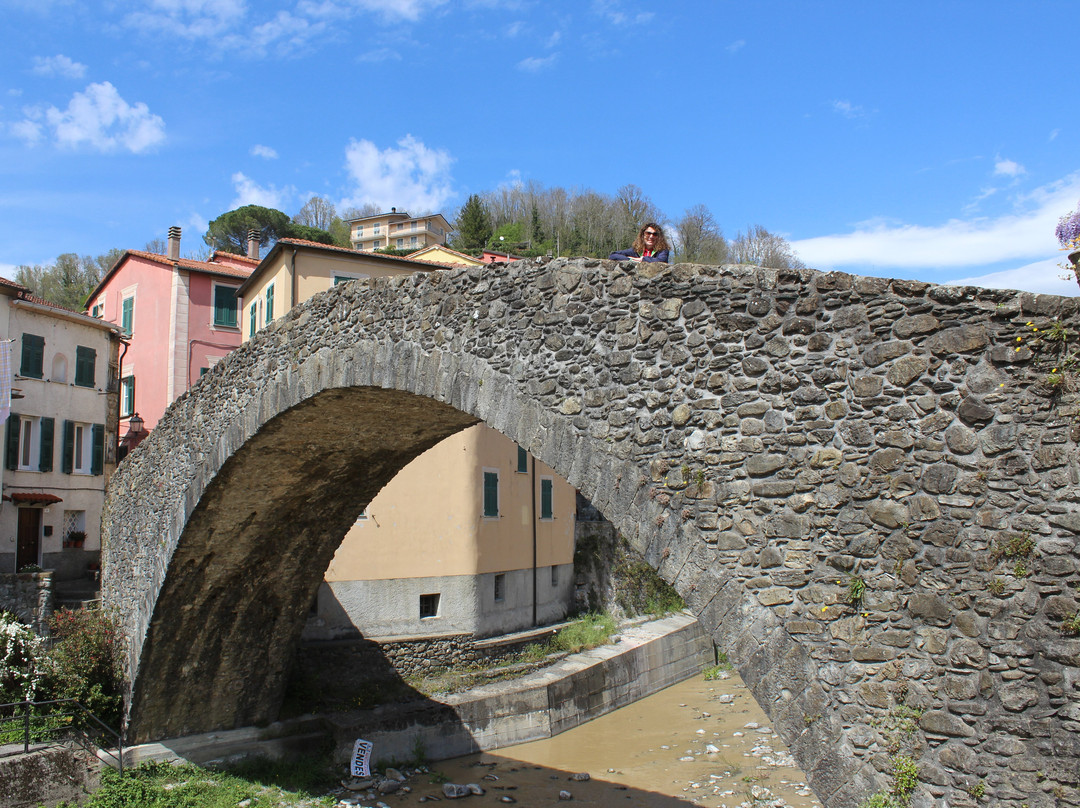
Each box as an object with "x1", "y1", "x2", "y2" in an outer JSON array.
[
  {"x1": 102, "y1": 258, "x2": 1080, "y2": 808},
  {"x1": 0, "y1": 571, "x2": 53, "y2": 634}
]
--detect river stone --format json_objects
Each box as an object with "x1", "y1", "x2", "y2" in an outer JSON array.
[
  {"x1": 944, "y1": 423, "x2": 978, "y2": 454},
  {"x1": 887, "y1": 355, "x2": 928, "y2": 387},
  {"x1": 925, "y1": 325, "x2": 989, "y2": 354},
  {"x1": 863, "y1": 341, "x2": 913, "y2": 368},
  {"x1": 920, "y1": 710, "x2": 975, "y2": 737},
  {"x1": 920, "y1": 463, "x2": 958, "y2": 494},
  {"x1": 957, "y1": 396, "x2": 994, "y2": 425},
  {"x1": 443, "y1": 784, "x2": 472, "y2": 799}
]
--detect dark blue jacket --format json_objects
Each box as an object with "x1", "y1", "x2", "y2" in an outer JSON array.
[{"x1": 608, "y1": 248, "x2": 670, "y2": 263}]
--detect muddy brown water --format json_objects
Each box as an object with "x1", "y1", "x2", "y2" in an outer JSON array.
[{"x1": 410, "y1": 671, "x2": 824, "y2": 808}]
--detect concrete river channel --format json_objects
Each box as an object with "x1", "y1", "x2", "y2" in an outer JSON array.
[{"x1": 427, "y1": 670, "x2": 821, "y2": 808}]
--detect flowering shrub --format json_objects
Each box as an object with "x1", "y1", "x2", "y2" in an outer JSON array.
[
  {"x1": 1056, "y1": 202, "x2": 1080, "y2": 251},
  {"x1": 0, "y1": 611, "x2": 44, "y2": 707},
  {"x1": 42, "y1": 606, "x2": 125, "y2": 729}
]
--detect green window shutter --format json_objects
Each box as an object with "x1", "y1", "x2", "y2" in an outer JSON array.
[
  {"x1": 517, "y1": 446, "x2": 528, "y2": 473},
  {"x1": 265, "y1": 285, "x2": 274, "y2": 325},
  {"x1": 38, "y1": 418, "x2": 54, "y2": 472},
  {"x1": 483, "y1": 471, "x2": 499, "y2": 517},
  {"x1": 74, "y1": 346, "x2": 96, "y2": 387},
  {"x1": 249, "y1": 303, "x2": 257, "y2": 336},
  {"x1": 121, "y1": 377, "x2": 135, "y2": 417},
  {"x1": 62, "y1": 420, "x2": 74, "y2": 475},
  {"x1": 91, "y1": 424, "x2": 104, "y2": 476},
  {"x1": 121, "y1": 297, "x2": 134, "y2": 336},
  {"x1": 5, "y1": 415, "x2": 20, "y2": 471},
  {"x1": 541, "y1": 478, "x2": 554, "y2": 519},
  {"x1": 20, "y1": 334, "x2": 44, "y2": 378},
  {"x1": 214, "y1": 286, "x2": 238, "y2": 327}
]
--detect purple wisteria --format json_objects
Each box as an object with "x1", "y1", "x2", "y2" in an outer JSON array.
[{"x1": 1056, "y1": 201, "x2": 1080, "y2": 249}]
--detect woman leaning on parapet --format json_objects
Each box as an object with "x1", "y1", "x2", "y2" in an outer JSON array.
[{"x1": 609, "y1": 222, "x2": 670, "y2": 263}]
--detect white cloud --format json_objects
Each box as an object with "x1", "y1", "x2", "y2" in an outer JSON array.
[
  {"x1": 9, "y1": 119, "x2": 42, "y2": 144},
  {"x1": 250, "y1": 144, "x2": 278, "y2": 159},
  {"x1": 792, "y1": 172, "x2": 1080, "y2": 273},
  {"x1": 124, "y1": 0, "x2": 247, "y2": 40},
  {"x1": 949, "y1": 257, "x2": 1077, "y2": 296},
  {"x1": 994, "y1": 156, "x2": 1026, "y2": 177},
  {"x1": 517, "y1": 53, "x2": 558, "y2": 72},
  {"x1": 341, "y1": 134, "x2": 454, "y2": 213},
  {"x1": 545, "y1": 30, "x2": 561, "y2": 48},
  {"x1": 231, "y1": 172, "x2": 296, "y2": 210},
  {"x1": 301, "y1": 0, "x2": 448, "y2": 22},
  {"x1": 726, "y1": 39, "x2": 746, "y2": 55},
  {"x1": 357, "y1": 48, "x2": 402, "y2": 63},
  {"x1": 14, "y1": 82, "x2": 165, "y2": 153},
  {"x1": 32, "y1": 54, "x2": 87, "y2": 79},
  {"x1": 506, "y1": 20, "x2": 524, "y2": 37},
  {"x1": 1050, "y1": 129, "x2": 1060, "y2": 141},
  {"x1": 832, "y1": 99, "x2": 868, "y2": 120}
]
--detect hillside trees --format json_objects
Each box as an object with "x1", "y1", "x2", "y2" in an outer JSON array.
[
  {"x1": 15, "y1": 249, "x2": 123, "y2": 310},
  {"x1": 676, "y1": 204, "x2": 728, "y2": 264},
  {"x1": 730, "y1": 224, "x2": 806, "y2": 269}
]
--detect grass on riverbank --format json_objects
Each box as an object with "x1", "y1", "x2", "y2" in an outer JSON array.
[{"x1": 56, "y1": 757, "x2": 341, "y2": 808}]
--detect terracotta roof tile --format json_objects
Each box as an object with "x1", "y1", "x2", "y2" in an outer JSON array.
[
  {"x1": 124, "y1": 250, "x2": 255, "y2": 279},
  {"x1": 274, "y1": 238, "x2": 459, "y2": 270}
]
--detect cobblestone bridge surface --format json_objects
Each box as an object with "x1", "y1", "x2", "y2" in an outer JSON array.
[{"x1": 102, "y1": 258, "x2": 1080, "y2": 808}]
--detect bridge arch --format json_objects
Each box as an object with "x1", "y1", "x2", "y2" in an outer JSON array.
[{"x1": 103, "y1": 258, "x2": 1080, "y2": 808}]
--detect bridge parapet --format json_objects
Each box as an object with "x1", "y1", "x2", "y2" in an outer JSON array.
[{"x1": 103, "y1": 258, "x2": 1080, "y2": 808}]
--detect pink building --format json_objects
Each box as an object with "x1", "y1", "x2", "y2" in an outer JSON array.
[{"x1": 85, "y1": 227, "x2": 257, "y2": 442}]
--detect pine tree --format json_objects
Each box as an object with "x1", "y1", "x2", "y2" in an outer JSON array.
[{"x1": 455, "y1": 195, "x2": 492, "y2": 252}]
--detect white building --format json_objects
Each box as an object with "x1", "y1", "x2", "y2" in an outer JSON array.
[{"x1": 0, "y1": 278, "x2": 121, "y2": 583}]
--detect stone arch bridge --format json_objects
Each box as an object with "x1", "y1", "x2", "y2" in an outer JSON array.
[{"x1": 102, "y1": 258, "x2": 1080, "y2": 808}]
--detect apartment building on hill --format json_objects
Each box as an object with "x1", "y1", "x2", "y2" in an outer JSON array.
[{"x1": 348, "y1": 208, "x2": 452, "y2": 253}]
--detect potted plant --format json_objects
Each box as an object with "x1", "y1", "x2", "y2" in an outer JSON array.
[
  {"x1": 65, "y1": 530, "x2": 86, "y2": 549},
  {"x1": 1055, "y1": 201, "x2": 1080, "y2": 291}
]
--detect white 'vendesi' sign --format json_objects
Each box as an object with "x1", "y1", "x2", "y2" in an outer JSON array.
[{"x1": 351, "y1": 739, "x2": 373, "y2": 778}]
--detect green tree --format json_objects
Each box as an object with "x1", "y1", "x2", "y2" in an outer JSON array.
[
  {"x1": 204, "y1": 205, "x2": 291, "y2": 255},
  {"x1": 454, "y1": 194, "x2": 492, "y2": 252},
  {"x1": 15, "y1": 249, "x2": 121, "y2": 310},
  {"x1": 283, "y1": 223, "x2": 337, "y2": 245}
]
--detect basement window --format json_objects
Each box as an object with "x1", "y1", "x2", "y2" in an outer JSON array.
[
  {"x1": 419, "y1": 593, "x2": 440, "y2": 619},
  {"x1": 494, "y1": 573, "x2": 505, "y2": 603}
]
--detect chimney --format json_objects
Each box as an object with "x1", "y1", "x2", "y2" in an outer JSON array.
[
  {"x1": 391, "y1": 207, "x2": 396, "y2": 214},
  {"x1": 247, "y1": 229, "x2": 260, "y2": 260},
  {"x1": 167, "y1": 226, "x2": 181, "y2": 260}
]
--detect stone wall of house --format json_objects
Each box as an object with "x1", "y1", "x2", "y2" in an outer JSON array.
[
  {"x1": 0, "y1": 571, "x2": 53, "y2": 634},
  {"x1": 102, "y1": 257, "x2": 1080, "y2": 808}
]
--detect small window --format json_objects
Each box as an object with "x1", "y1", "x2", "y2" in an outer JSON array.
[
  {"x1": 121, "y1": 376, "x2": 135, "y2": 417},
  {"x1": 249, "y1": 303, "x2": 258, "y2": 336},
  {"x1": 483, "y1": 470, "x2": 499, "y2": 518},
  {"x1": 19, "y1": 417, "x2": 37, "y2": 470},
  {"x1": 265, "y1": 284, "x2": 274, "y2": 325},
  {"x1": 494, "y1": 574, "x2": 505, "y2": 603},
  {"x1": 410, "y1": 236, "x2": 418, "y2": 246},
  {"x1": 540, "y1": 477, "x2": 554, "y2": 520},
  {"x1": 200, "y1": 367, "x2": 209, "y2": 377},
  {"x1": 551, "y1": 566, "x2": 559, "y2": 588},
  {"x1": 121, "y1": 296, "x2": 134, "y2": 336},
  {"x1": 74, "y1": 346, "x2": 96, "y2": 388},
  {"x1": 72, "y1": 423, "x2": 92, "y2": 474},
  {"x1": 374, "y1": 224, "x2": 381, "y2": 235},
  {"x1": 397, "y1": 238, "x2": 404, "y2": 247},
  {"x1": 373, "y1": 239, "x2": 381, "y2": 248},
  {"x1": 213, "y1": 284, "x2": 239, "y2": 328},
  {"x1": 20, "y1": 334, "x2": 44, "y2": 378},
  {"x1": 356, "y1": 225, "x2": 364, "y2": 237},
  {"x1": 517, "y1": 446, "x2": 528, "y2": 473},
  {"x1": 419, "y1": 593, "x2": 440, "y2": 619},
  {"x1": 91, "y1": 303, "x2": 103, "y2": 318},
  {"x1": 354, "y1": 507, "x2": 368, "y2": 523}
]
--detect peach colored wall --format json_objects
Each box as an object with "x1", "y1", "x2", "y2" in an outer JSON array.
[{"x1": 325, "y1": 425, "x2": 575, "y2": 583}]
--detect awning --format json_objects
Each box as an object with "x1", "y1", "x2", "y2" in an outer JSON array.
[{"x1": 6, "y1": 492, "x2": 63, "y2": 505}]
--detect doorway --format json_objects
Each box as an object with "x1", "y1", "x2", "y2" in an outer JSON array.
[{"x1": 16, "y1": 507, "x2": 41, "y2": 570}]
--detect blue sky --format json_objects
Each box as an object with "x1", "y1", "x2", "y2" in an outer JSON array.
[{"x1": 2, "y1": 0, "x2": 1079, "y2": 295}]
